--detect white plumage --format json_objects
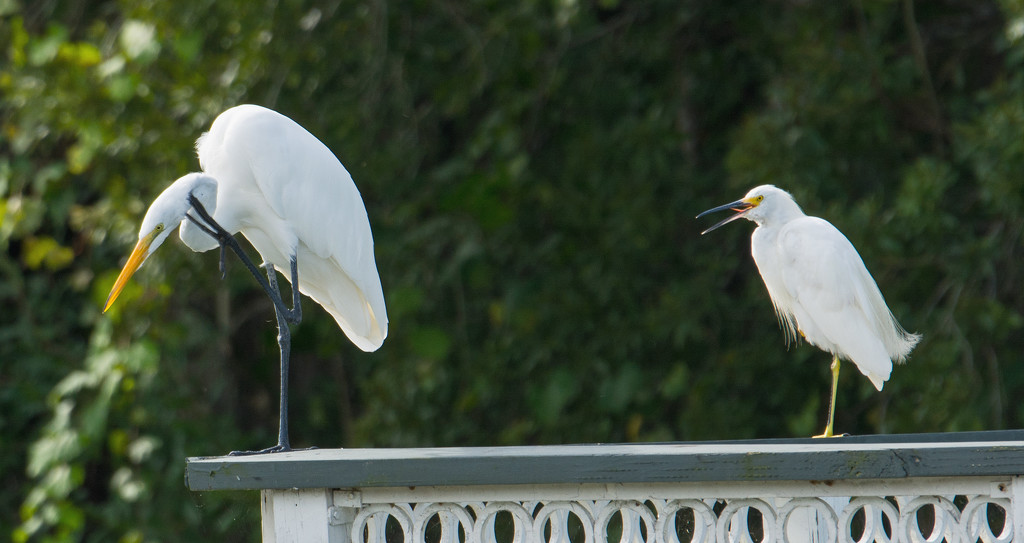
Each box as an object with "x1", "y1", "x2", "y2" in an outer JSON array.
[
  {"x1": 105, "y1": 104, "x2": 387, "y2": 351},
  {"x1": 195, "y1": 105, "x2": 386, "y2": 350},
  {"x1": 698, "y1": 184, "x2": 920, "y2": 436}
]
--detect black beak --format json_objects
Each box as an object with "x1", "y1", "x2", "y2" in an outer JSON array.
[{"x1": 696, "y1": 200, "x2": 754, "y2": 235}]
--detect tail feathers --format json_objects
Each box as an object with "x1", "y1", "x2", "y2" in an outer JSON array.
[
  {"x1": 864, "y1": 370, "x2": 886, "y2": 392},
  {"x1": 849, "y1": 260, "x2": 921, "y2": 363},
  {"x1": 885, "y1": 316, "x2": 921, "y2": 363},
  {"x1": 321, "y1": 295, "x2": 387, "y2": 352},
  {"x1": 826, "y1": 316, "x2": 894, "y2": 391},
  {"x1": 848, "y1": 340, "x2": 892, "y2": 391},
  {"x1": 296, "y1": 263, "x2": 388, "y2": 352}
]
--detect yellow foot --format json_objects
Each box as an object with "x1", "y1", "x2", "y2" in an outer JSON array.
[{"x1": 812, "y1": 427, "x2": 849, "y2": 438}]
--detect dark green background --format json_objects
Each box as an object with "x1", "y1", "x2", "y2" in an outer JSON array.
[{"x1": 2, "y1": 0, "x2": 1022, "y2": 541}]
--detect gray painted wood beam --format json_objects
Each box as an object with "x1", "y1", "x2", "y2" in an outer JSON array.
[{"x1": 185, "y1": 430, "x2": 1024, "y2": 491}]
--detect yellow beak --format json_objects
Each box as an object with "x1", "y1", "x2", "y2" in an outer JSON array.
[{"x1": 104, "y1": 235, "x2": 154, "y2": 312}]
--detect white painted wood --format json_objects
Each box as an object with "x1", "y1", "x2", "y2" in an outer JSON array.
[
  {"x1": 775, "y1": 497, "x2": 840, "y2": 543},
  {"x1": 261, "y1": 488, "x2": 348, "y2": 543},
  {"x1": 1013, "y1": 476, "x2": 1024, "y2": 543},
  {"x1": 274, "y1": 480, "x2": 1021, "y2": 542},
  {"x1": 327, "y1": 504, "x2": 356, "y2": 543},
  {"x1": 261, "y1": 490, "x2": 277, "y2": 543},
  {"x1": 233, "y1": 434, "x2": 1024, "y2": 542},
  {"x1": 350, "y1": 476, "x2": 1009, "y2": 504}
]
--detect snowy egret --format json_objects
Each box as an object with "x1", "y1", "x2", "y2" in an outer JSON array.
[
  {"x1": 104, "y1": 104, "x2": 388, "y2": 453},
  {"x1": 697, "y1": 185, "x2": 919, "y2": 437}
]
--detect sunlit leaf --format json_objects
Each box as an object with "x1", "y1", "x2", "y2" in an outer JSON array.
[
  {"x1": 119, "y1": 20, "x2": 160, "y2": 62},
  {"x1": 21, "y1": 236, "x2": 74, "y2": 270}
]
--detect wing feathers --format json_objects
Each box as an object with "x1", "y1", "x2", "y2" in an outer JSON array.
[
  {"x1": 768, "y1": 217, "x2": 907, "y2": 389},
  {"x1": 200, "y1": 105, "x2": 388, "y2": 351}
]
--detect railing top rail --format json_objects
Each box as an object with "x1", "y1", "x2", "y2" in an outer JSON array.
[{"x1": 185, "y1": 429, "x2": 1024, "y2": 491}]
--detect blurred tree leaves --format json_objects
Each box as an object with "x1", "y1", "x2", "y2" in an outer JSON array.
[{"x1": 2, "y1": 0, "x2": 1024, "y2": 541}]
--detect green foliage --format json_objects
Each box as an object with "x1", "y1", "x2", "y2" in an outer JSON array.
[{"x1": 2, "y1": 0, "x2": 1023, "y2": 540}]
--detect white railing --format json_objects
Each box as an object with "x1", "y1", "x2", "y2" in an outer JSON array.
[{"x1": 186, "y1": 431, "x2": 1024, "y2": 543}]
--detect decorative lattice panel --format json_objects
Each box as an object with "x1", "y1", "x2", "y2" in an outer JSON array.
[{"x1": 347, "y1": 494, "x2": 1013, "y2": 543}]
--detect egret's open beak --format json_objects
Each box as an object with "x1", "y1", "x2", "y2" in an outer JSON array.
[
  {"x1": 696, "y1": 199, "x2": 755, "y2": 235},
  {"x1": 104, "y1": 234, "x2": 154, "y2": 312}
]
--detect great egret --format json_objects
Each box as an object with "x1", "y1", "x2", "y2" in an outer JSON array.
[
  {"x1": 104, "y1": 104, "x2": 388, "y2": 453},
  {"x1": 697, "y1": 185, "x2": 920, "y2": 437}
]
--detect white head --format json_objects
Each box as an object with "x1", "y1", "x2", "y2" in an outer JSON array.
[
  {"x1": 696, "y1": 184, "x2": 805, "y2": 233},
  {"x1": 104, "y1": 173, "x2": 217, "y2": 311}
]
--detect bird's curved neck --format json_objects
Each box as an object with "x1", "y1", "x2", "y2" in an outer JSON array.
[{"x1": 175, "y1": 173, "x2": 223, "y2": 251}]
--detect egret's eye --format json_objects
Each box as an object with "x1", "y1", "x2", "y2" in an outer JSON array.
[
  {"x1": 754, "y1": 195, "x2": 764, "y2": 203},
  {"x1": 155, "y1": 224, "x2": 164, "y2": 231}
]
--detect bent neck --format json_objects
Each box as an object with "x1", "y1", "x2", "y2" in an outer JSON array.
[{"x1": 174, "y1": 173, "x2": 223, "y2": 252}]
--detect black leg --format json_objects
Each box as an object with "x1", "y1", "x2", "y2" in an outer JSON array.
[
  {"x1": 267, "y1": 264, "x2": 292, "y2": 451},
  {"x1": 186, "y1": 195, "x2": 296, "y2": 319},
  {"x1": 230, "y1": 264, "x2": 294, "y2": 455},
  {"x1": 185, "y1": 195, "x2": 308, "y2": 455},
  {"x1": 286, "y1": 257, "x2": 302, "y2": 325}
]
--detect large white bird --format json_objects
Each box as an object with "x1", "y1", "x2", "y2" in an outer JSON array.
[
  {"x1": 697, "y1": 185, "x2": 919, "y2": 437},
  {"x1": 104, "y1": 104, "x2": 388, "y2": 452}
]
